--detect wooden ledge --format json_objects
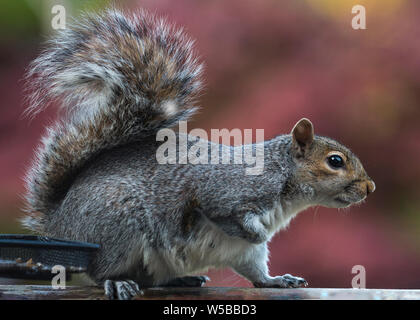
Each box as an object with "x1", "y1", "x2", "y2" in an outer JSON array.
[{"x1": 0, "y1": 285, "x2": 419, "y2": 300}]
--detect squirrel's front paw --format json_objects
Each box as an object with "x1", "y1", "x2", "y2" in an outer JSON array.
[
  {"x1": 104, "y1": 280, "x2": 143, "y2": 300},
  {"x1": 254, "y1": 274, "x2": 308, "y2": 289}
]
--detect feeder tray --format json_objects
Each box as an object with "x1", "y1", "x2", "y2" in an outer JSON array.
[{"x1": 0, "y1": 234, "x2": 99, "y2": 280}]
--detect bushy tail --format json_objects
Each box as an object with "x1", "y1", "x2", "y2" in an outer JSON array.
[{"x1": 22, "y1": 9, "x2": 202, "y2": 232}]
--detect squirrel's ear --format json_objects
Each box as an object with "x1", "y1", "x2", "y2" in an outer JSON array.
[{"x1": 291, "y1": 118, "x2": 314, "y2": 157}]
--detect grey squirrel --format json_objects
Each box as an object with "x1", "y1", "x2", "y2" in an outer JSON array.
[{"x1": 22, "y1": 9, "x2": 375, "y2": 299}]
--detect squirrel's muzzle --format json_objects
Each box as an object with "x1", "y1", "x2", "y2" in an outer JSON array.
[{"x1": 365, "y1": 179, "x2": 376, "y2": 196}]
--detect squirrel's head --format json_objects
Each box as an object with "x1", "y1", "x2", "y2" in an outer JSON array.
[{"x1": 289, "y1": 118, "x2": 375, "y2": 208}]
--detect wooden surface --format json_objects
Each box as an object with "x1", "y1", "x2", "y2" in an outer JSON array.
[{"x1": 0, "y1": 285, "x2": 419, "y2": 300}]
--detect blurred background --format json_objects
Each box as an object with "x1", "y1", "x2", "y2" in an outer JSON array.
[{"x1": 0, "y1": 0, "x2": 419, "y2": 289}]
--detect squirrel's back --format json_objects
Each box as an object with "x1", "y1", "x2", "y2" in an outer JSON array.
[{"x1": 22, "y1": 9, "x2": 203, "y2": 232}]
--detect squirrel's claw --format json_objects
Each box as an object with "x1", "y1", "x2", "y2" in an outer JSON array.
[
  {"x1": 282, "y1": 274, "x2": 308, "y2": 288},
  {"x1": 254, "y1": 274, "x2": 308, "y2": 289},
  {"x1": 104, "y1": 280, "x2": 143, "y2": 300}
]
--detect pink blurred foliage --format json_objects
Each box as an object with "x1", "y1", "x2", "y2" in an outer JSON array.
[
  {"x1": 131, "y1": 1, "x2": 420, "y2": 193},
  {"x1": 0, "y1": 0, "x2": 419, "y2": 287}
]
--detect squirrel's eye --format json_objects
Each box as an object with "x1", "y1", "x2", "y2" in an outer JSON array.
[{"x1": 328, "y1": 155, "x2": 344, "y2": 169}]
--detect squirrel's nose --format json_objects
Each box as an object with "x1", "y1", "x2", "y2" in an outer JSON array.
[{"x1": 365, "y1": 179, "x2": 376, "y2": 196}]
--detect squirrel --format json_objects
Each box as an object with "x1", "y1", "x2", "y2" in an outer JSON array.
[{"x1": 21, "y1": 9, "x2": 375, "y2": 300}]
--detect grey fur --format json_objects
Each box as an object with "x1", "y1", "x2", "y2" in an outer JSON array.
[{"x1": 22, "y1": 10, "x2": 375, "y2": 299}]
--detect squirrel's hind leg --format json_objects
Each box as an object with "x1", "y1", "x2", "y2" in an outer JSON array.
[
  {"x1": 103, "y1": 276, "x2": 209, "y2": 299},
  {"x1": 161, "y1": 275, "x2": 210, "y2": 287},
  {"x1": 104, "y1": 280, "x2": 143, "y2": 300}
]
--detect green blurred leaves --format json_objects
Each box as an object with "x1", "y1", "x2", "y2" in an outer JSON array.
[{"x1": 0, "y1": 0, "x2": 111, "y2": 40}]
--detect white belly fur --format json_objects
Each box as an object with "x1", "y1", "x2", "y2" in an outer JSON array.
[{"x1": 131, "y1": 201, "x2": 310, "y2": 284}]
